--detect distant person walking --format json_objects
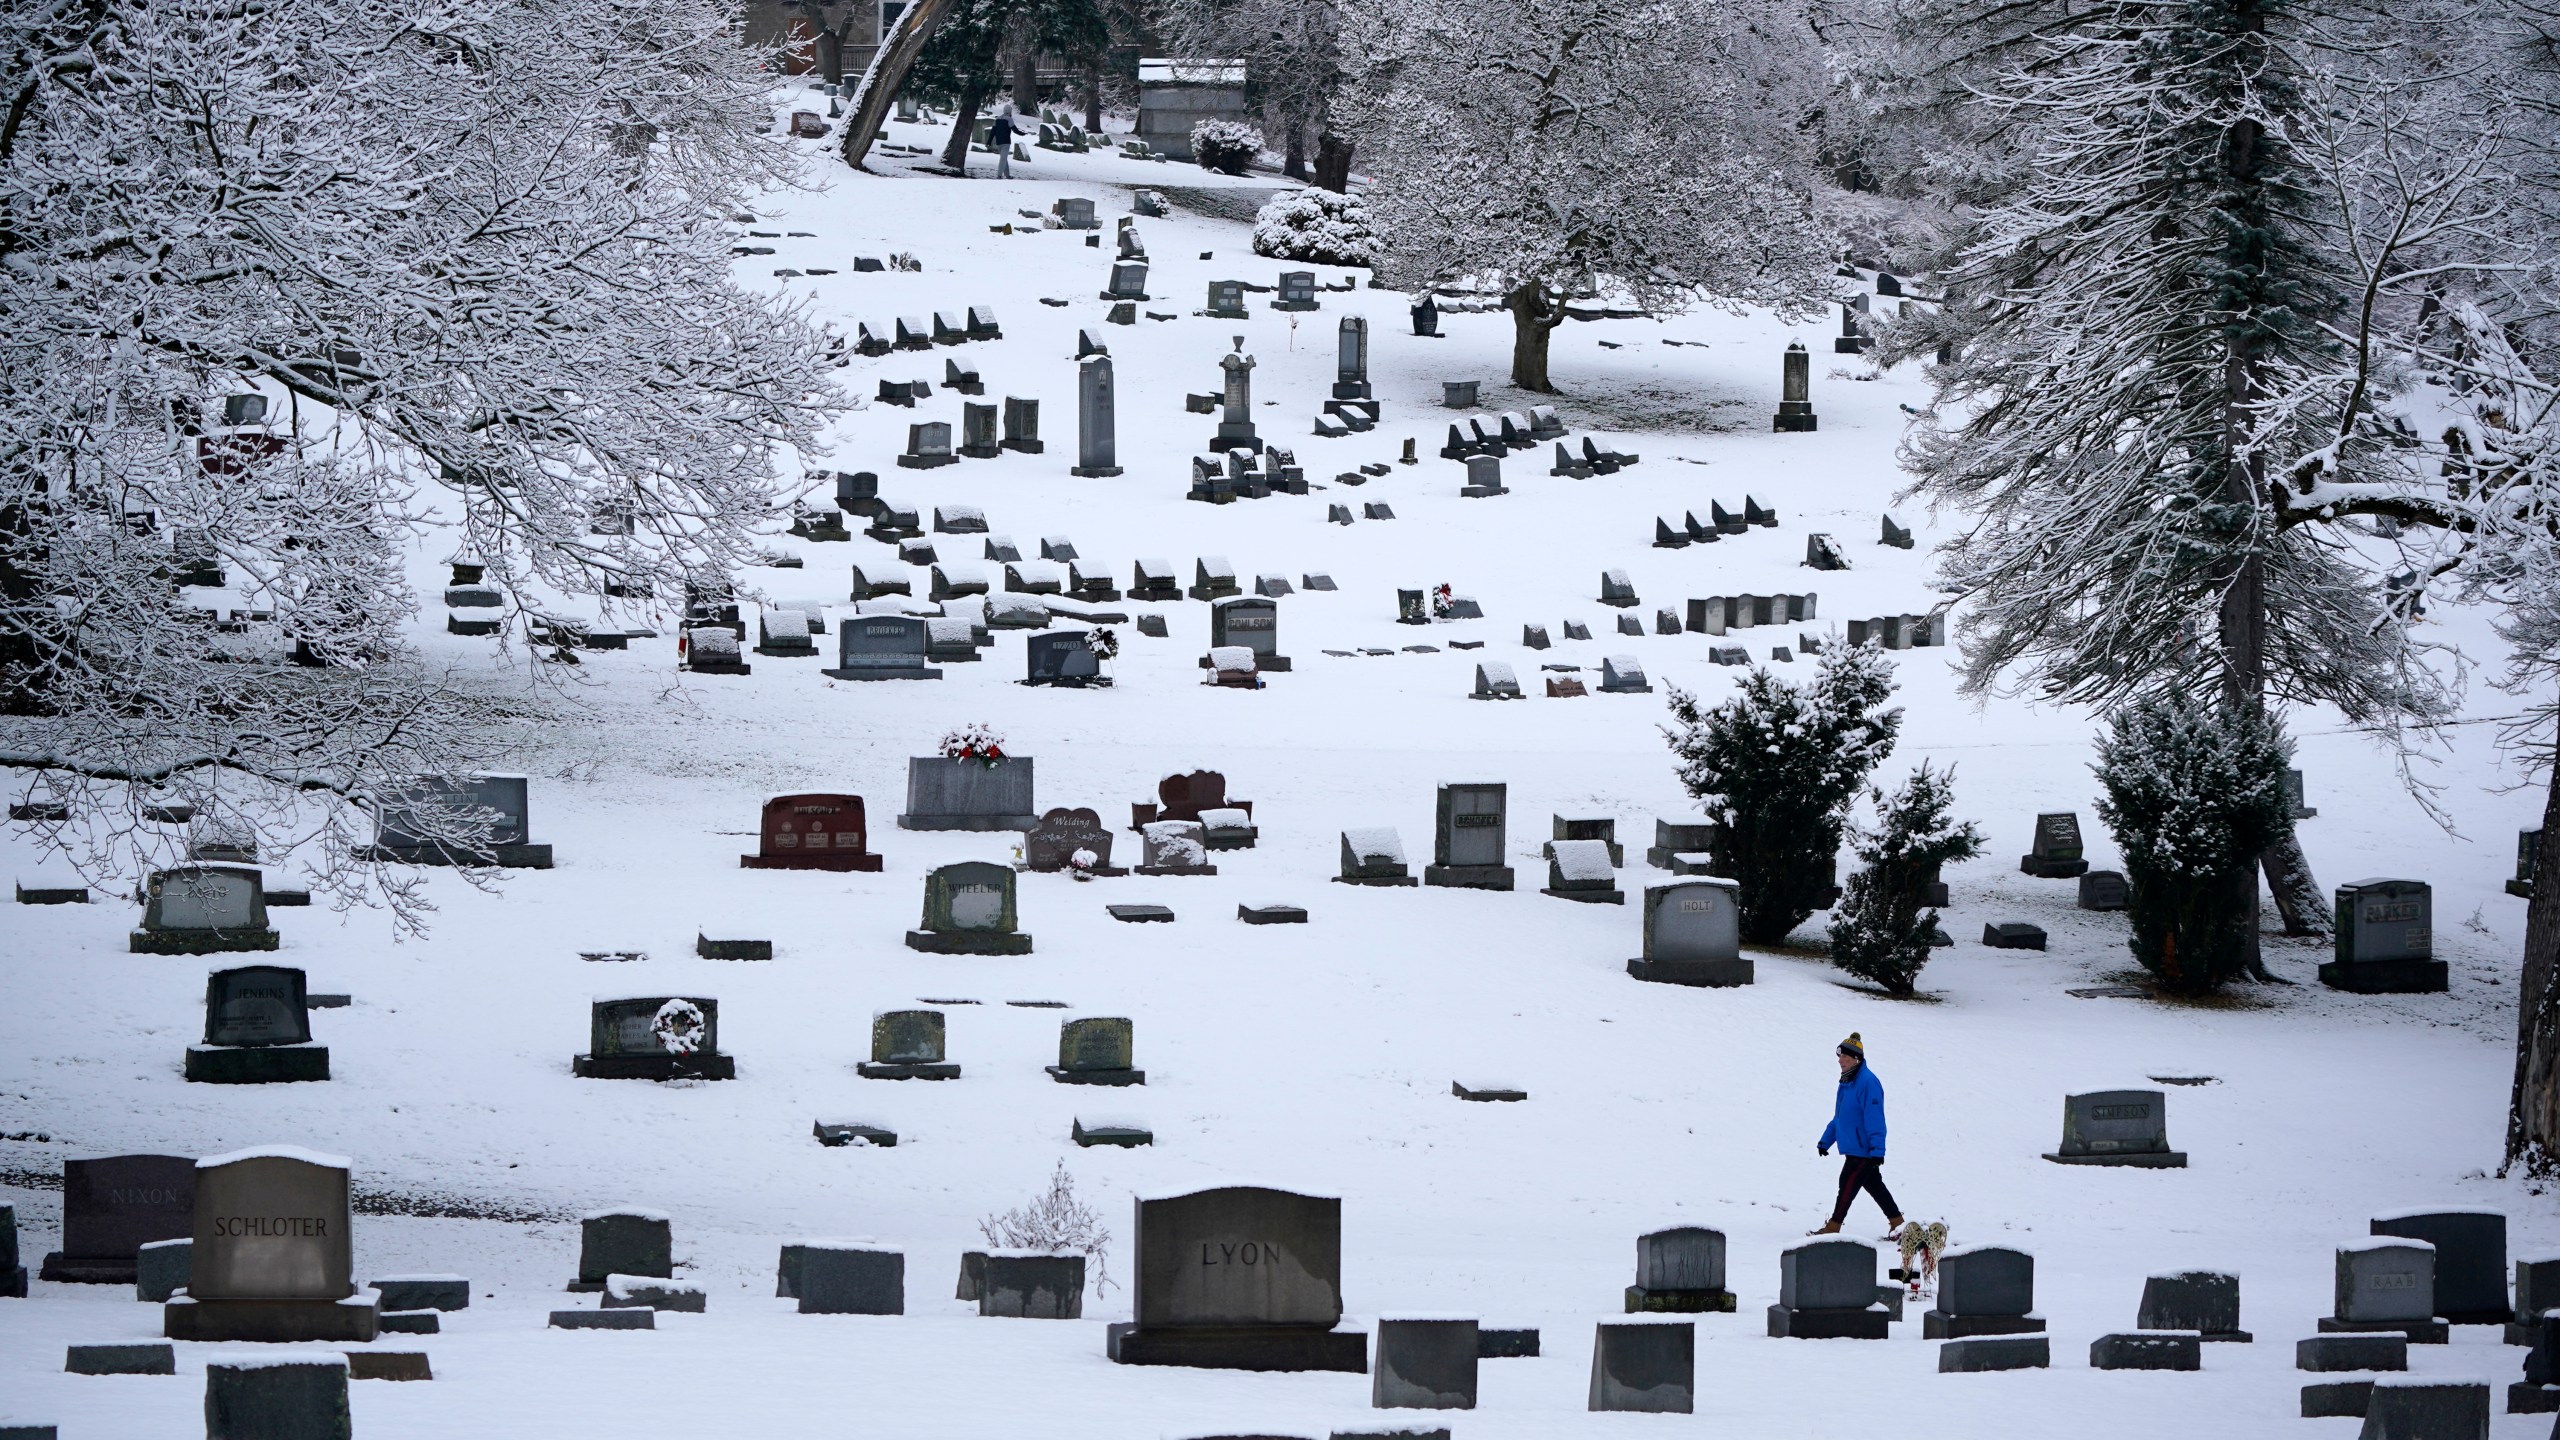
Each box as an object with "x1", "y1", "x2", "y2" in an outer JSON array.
[
  {"x1": 1811, "y1": 1033, "x2": 1905, "y2": 1237},
  {"x1": 989, "y1": 106, "x2": 1018, "y2": 178}
]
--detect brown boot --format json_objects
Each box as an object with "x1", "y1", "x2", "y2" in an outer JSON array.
[
  {"x1": 1882, "y1": 1216, "x2": 1907, "y2": 1240},
  {"x1": 1806, "y1": 1222, "x2": 1842, "y2": 1236}
]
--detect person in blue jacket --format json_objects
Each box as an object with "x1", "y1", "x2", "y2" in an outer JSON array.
[{"x1": 1811, "y1": 1032, "x2": 1905, "y2": 1237}]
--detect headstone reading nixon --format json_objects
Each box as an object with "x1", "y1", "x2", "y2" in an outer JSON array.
[
  {"x1": 1106, "y1": 1185, "x2": 1364, "y2": 1371},
  {"x1": 905, "y1": 860, "x2": 1032, "y2": 954},
  {"x1": 1625, "y1": 1227, "x2": 1733, "y2": 1313},
  {"x1": 1628, "y1": 879, "x2": 1750, "y2": 988},
  {"x1": 130, "y1": 864, "x2": 277, "y2": 954},
  {"x1": 186, "y1": 965, "x2": 328, "y2": 1084},
  {"x1": 574, "y1": 996, "x2": 734, "y2": 1080},
  {"x1": 2043, "y1": 1089, "x2": 2186, "y2": 1167},
  {"x1": 164, "y1": 1146, "x2": 376, "y2": 1342},
  {"x1": 2322, "y1": 879, "x2": 2445, "y2": 993},
  {"x1": 2371, "y1": 1210, "x2": 2507, "y2": 1325},
  {"x1": 40, "y1": 1154, "x2": 195, "y2": 1284},
  {"x1": 898, "y1": 755, "x2": 1035, "y2": 830},
  {"x1": 1426, "y1": 783, "x2": 1513, "y2": 891},
  {"x1": 740, "y1": 794, "x2": 882, "y2": 871}
]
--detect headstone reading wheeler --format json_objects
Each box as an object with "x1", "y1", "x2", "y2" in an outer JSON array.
[
  {"x1": 1628, "y1": 879, "x2": 1751, "y2": 988},
  {"x1": 905, "y1": 860, "x2": 1033, "y2": 954},
  {"x1": 41, "y1": 1154, "x2": 196, "y2": 1284},
  {"x1": 164, "y1": 1145, "x2": 377, "y2": 1342},
  {"x1": 1105, "y1": 1186, "x2": 1365, "y2": 1372},
  {"x1": 740, "y1": 794, "x2": 882, "y2": 872}
]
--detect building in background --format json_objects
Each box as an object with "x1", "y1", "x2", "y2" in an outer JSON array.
[{"x1": 1137, "y1": 58, "x2": 1246, "y2": 160}]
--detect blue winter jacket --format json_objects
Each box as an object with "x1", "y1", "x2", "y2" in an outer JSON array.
[{"x1": 1820, "y1": 1062, "x2": 1887, "y2": 1158}]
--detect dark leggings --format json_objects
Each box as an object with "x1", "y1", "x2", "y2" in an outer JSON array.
[{"x1": 1828, "y1": 1155, "x2": 1900, "y2": 1227}]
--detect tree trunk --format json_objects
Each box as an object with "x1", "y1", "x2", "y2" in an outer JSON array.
[
  {"x1": 1505, "y1": 284, "x2": 1560, "y2": 393},
  {"x1": 1084, "y1": 57, "x2": 1103, "y2": 133},
  {"x1": 1010, "y1": 29, "x2": 1039, "y2": 114},
  {"x1": 838, "y1": 0, "x2": 960, "y2": 171},
  {"x1": 2509, "y1": 741, "x2": 2560, "y2": 1174},
  {"x1": 1314, "y1": 133, "x2": 1353, "y2": 193},
  {"x1": 1284, "y1": 121, "x2": 1307, "y2": 180},
  {"x1": 942, "y1": 82, "x2": 983, "y2": 172},
  {"x1": 817, "y1": 27, "x2": 843, "y2": 84},
  {"x1": 2262, "y1": 831, "x2": 2327, "y2": 937}
]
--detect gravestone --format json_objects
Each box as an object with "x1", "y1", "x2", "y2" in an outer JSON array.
[
  {"x1": 898, "y1": 421, "x2": 957, "y2": 469},
  {"x1": 958, "y1": 402, "x2": 1002, "y2": 459},
  {"x1": 1138, "y1": 770, "x2": 1254, "y2": 829},
  {"x1": 2078, "y1": 870, "x2": 2129, "y2": 910},
  {"x1": 1940, "y1": 1335, "x2": 2052, "y2": 1372},
  {"x1": 1549, "y1": 817, "x2": 1623, "y2": 866},
  {"x1": 130, "y1": 864, "x2": 277, "y2": 954},
  {"x1": 1335, "y1": 317, "x2": 1372, "y2": 404},
  {"x1": 740, "y1": 794, "x2": 882, "y2": 872},
  {"x1": 575, "y1": 996, "x2": 733, "y2": 1080},
  {"x1": 1628, "y1": 879, "x2": 1750, "y2": 987},
  {"x1": 1625, "y1": 1227, "x2": 1732, "y2": 1312},
  {"x1": 1211, "y1": 345, "x2": 1261, "y2": 453},
  {"x1": 1025, "y1": 630, "x2": 1107, "y2": 687},
  {"x1": 756, "y1": 607, "x2": 817, "y2": 657},
  {"x1": 2322, "y1": 1242, "x2": 2445, "y2": 1343},
  {"x1": 1104, "y1": 260, "x2": 1149, "y2": 300},
  {"x1": 204, "y1": 1356, "x2": 351, "y2": 1440},
  {"x1": 1209, "y1": 596, "x2": 1289, "y2": 670},
  {"x1": 365, "y1": 774, "x2": 552, "y2": 867},
  {"x1": 860, "y1": 1009, "x2": 959, "y2": 1079},
  {"x1": 1768, "y1": 1238, "x2": 1889, "y2": 1338},
  {"x1": 1588, "y1": 1321, "x2": 1694, "y2": 1413},
  {"x1": 1922, "y1": 1246, "x2": 2043, "y2": 1338},
  {"x1": 825, "y1": 615, "x2": 939, "y2": 680},
  {"x1": 683, "y1": 624, "x2": 749, "y2": 674},
  {"x1": 1599, "y1": 655, "x2": 1651, "y2": 694},
  {"x1": 2139, "y1": 1270, "x2": 2250, "y2": 1341},
  {"x1": 573, "y1": 1209, "x2": 671, "y2": 1291},
  {"x1": 1137, "y1": 820, "x2": 1217, "y2": 876},
  {"x1": 1272, "y1": 270, "x2": 1319, "y2": 312},
  {"x1": 2089, "y1": 1333, "x2": 2199, "y2": 1371},
  {"x1": 898, "y1": 756, "x2": 1036, "y2": 830},
  {"x1": 1205, "y1": 279, "x2": 1248, "y2": 318},
  {"x1": 1025, "y1": 807, "x2": 1125, "y2": 875},
  {"x1": 2019, "y1": 813, "x2": 2089, "y2": 878},
  {"x1": 1131, "y1": 558, "x2": 1180, "y2": 602},
  {"x1": 2371, "y1": 1211, "x2": 2506, "y2": 1324},
  {"x1": 1459, "y1": 453, "x2": 1506, "y2": 498},
  {"x1": 1471, "y1": 661, "x2": 1523, "y2": 701},
  {"x1": 1338, "y1": 828, "x2": 1416, "y2": 887},
  {"x1": 1543, "y1": 840, "x2": 1622, "y2": 904},
  {"x1": 2513, "y1": 827, "x2": 2542, "y2": 900},
  {"x1": 1647, "y1": 820, "x2": 1717, "y2": 869},
  {"x1": 186, "y1": 965, "x2": 328, "y2": 1084},
  {"x1": 1105, "y1": 1185, "x2": 1365, "y2": 1371},
  {"x1": 165, "y1": 1146, "x2": 376, "y2": 1342},
  {"x1": 1426, "y1": 783, "x2": 1513, "y2": 890},
  {"x1": 1067, "y1": 356, "x2": 1123, "y2": 479},
  {"x1": 1191, "y1": 555, "x2": 1242, "y2": 601},
  {"x1": 2043, "y1": 1089, "x2": 2185, "y2": 1167},
  {"x1": 977, "y1": 1252, "x2": 1085, "y2": 1318},
  {"x1": 1375, "y1": 1317, "x2": 1477, "y2": 1410},
  {"x1": 1048, "y1": 1016, "x2": 1142, "y2": 1085},
  {"x1": 1, "y1": 1203, "x2": 20, "y2": 1296},
  {"x1": 1772, "y1": 342, "x2": 1817, "y2": 432},
  {"x1": 905, "y1": 860, "x2": 1032, "y2": 954},
  {"x1": 2298, "y1": 1333, "x2": 2403, "y2": 1371},
  {"x1": 1881, "y1": 514, "x2": 1914, "y2": 548},
  {"x1": 2323, "y1": 879, "x2": 2444, "y2": 993},
  {"x1": 40, "y1": 1155, "x2": 194, "y2": 1284}
]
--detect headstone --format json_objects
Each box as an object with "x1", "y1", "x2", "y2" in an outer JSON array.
[
  {"x1": 2078, "y1": 870, "x2": 2128, "y2": 910},
  {"x1": 1024, "y1": 630, "x2": 1107, "y2": 688},
  {"x1": 2324, "y1": 1242, "x2": 2447, "y2": 1343},
  {"x1": 978, "y1": 1252, "x2": 1086, "y2": 1318},
  {"x1": 2360, "y1": 1380, "x2": 2489, "y2": 1439},
  {"x1": 1983, "y1": 921, "x2": 2047, "y2": 950},
  {"x1": 1881, "y1": 514, "x2": 1914, "y2": 548},
  {"x1": 1210, "y1": 596, "x2": 1288, "y2": 669},
  {"x1": 2019, "y1": 813, "x2": 2089, "y2": 878},
  {"x1": 2323, "y1": 879, "x2": 2444, "y2": 993},
  {"x1": 1543, "y1": 840, "x2": 1622, "y2": 904},
  {"x1": 1940, "y1": 1336, "x2": 2052, "y2": 1372},
  {"x1": 824, "y1": 615, "x2": 938, "y2": 681},
  {"x1": 2298, "y1": 1332, "x2": 2405, "y2": 1371},
  {"x1": 164, "y1": 1146, "x2": 375, "y2": 1342},
  {"x1": 906, "y1": 861, "x2": 1032, "y2": 954},
  {"x1": 1922, "y1": 1246, "x2": 2043, "y2": 1338},
  {"x1": 364, "y1": 774, "x2": 551, "y2": 868},
  {"x1": 574, "y1": 996, "x2": 733, "y2": 1080},
  {"x1": 1048, "y1": 1016, "x2": 1142, "y2": 1085},
  {"x1": 859, "y1": 1008, "x2": 959, "y2": 1079},
  {"x1": 39, "y1": 1155, "x2": 194, "y2": 1284},
  {"x1": 1054, "y1": 196, "x2": 1098, "y2": 229},
  {"x1": 186, "y1": 965, "x2": 328, "y2": 1084},
  {"x1": 1105, "y1": 1186, "x2": 1364, "y2": 1371},
  {"x1": 898, "y1": 755, "x2": 1035, "y2": 831},
  {"x1": 1647, "y1": 820, "x2": 1717, "y2": 869},
  {"x1": 2512, "y1": 827, "x2": 2542, "y2": 899},
  {"x1": 66, "y1": 1342, "x2": 177, "y2": 1375},
  {"x1": 2043, "y1": 1089, "x2": 2185, "y2": 1167},
  {"x1": 1588, "y1": 1321, "x2": 1694, "y2": 1412},
  {"x1": 2371, "y1": 1211, "x2": 2506, "y2": 1324},
  {"x1": 1272, "y1": 270, "x2": 1319, "y2": 311},
  {"x1": 1025, "y1": 807, "x2": 1124, "y2": 875},
  {"x1": 1211, "y1": 344, "x2": 1261, "y2": 452},
  {"x1": 1768, "y1": 1238, "x2": 1888, "y2": 1339},
  {"x1": 203, "y1": 1356, "x2": 352, "y2": 1440},
  {"x1": 1628, "y1": 879, "x2": 1750, "y2": 987},
  {"x1": 1338, "y1": 828, "x2": 1416, "y2": 887},
  {"x1": 1459, "y1": 453, "x2": 1506, "y2": 498},
  {"x1": 1599, "y1": 655, "x2": 1651, "y2": 694},
  {"x1": 1426, "y1": 783, "x2": 1513, "y2": 891},
  {"x1": 897, "y1": 420, "x2": 957, "y2": 469},
  {"x1": 741, "y1": 794, "x2": 881, "y2": 871},
  {"x1": 1471, "y1": 661, "x2": 1523, "y2": 701},
  {"x1": 1205, "y1": 279, "x2": 1248, "y2": 318},
  {"x1": 1442, "y1": 381, "x2": 1479, "y2": 409},
  {"x1": 1374, "y1": 1317, "x2": 1477, "y2": 1409},
  {"x1": 2089, "y1": 1332, "x2": 2200, "y2": 1370},
  {"x1": 1000, "y1": 396, "x2": 1043, "y2": 454},
  {"x1": 1772, "y1": 343, "x2": 1817, "y2": 432},
  {"x1": 130, "y1": 864, "x2": 277, "y2": 954},
  {"x1": 1104, "y1": 260, "x2": 1149, "y2": 301},
  {"x1": 797, "y1": 1243, "x2": 904, "y2": 1314},
  {"x1": 2140, "y1": 1270, "x2": 2250, "y2": 1341},
  {"x1": 1137, "y1": 820, "x2": 1217, "y2": 876},
  {"x1": 1625, "y1": 1228, "x2": 1732, "y2": 1312},
  {"x1": 1131, "y1": 557, "x2": 1180, "y2": 601}
]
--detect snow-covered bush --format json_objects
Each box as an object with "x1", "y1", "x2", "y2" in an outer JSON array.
[
  {"x1": 1663, "y1": 644, "x2": 1903, "y2": 945},
  {"x1": 1191, "y1": 119, "x2": 1262, "y2": 175},
  {"x1": 1827, "y1": 764, "x2": 1984, "y2": 996},
  {"x1": 980, "y1": 1161, "x2": 1114, "y2": 1293},
  {"x1": 1252, "y1": 189, "x2": 1373, "y2": 267},
  {"x1": 2094, "y1": 695, "x2": 2294, "y2": 994}
]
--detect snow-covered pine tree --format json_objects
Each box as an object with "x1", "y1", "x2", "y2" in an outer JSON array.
[
  {"x1": 1337, "y1": 0, "x2": 1834, "y2": 391},
  {"x1": 1828, "y1": 764, "x2": 1985, "y2": 996},
  {"x1": 1662, "y1": 644, "x2": 1903, "y2": 945},
  {"x1": 2093, "y1": 694, "x2": 2295, "y2": 994}
]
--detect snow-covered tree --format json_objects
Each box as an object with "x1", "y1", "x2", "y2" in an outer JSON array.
[
  {"x1": 1152, "y1": 0, "x2": 1352, "y2": 185},
  {"x1": 1337, "y1": 0, "x2": 1835, "y2": 391},
  {"x1": 0, "y1": 0, "x2": 836, "y2": 923},
  {"x1": 1828, "y1": 764, "x2": 1984, "y2": 996},
  {"x1": 1662, "y1": 644, "x2": 1903, "y2": 945}
]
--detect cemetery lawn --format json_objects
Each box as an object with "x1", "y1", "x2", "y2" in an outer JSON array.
[{"x1": 0, "y1": 87, "x2": 2546, "y2": 1438}]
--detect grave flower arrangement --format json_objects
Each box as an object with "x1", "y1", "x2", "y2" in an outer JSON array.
[
  {"x1": 1068, "y1": 847, "x2": 1099, "y2": 882},
  {"x1": 940, "y1": 723, "x2": 1008, "y2": 767},
  {"x1": 1084, "y1": 627, "x2": 1119, "y2": 662},
  {"x1": 1430, "y1": 584, "x2": 1455, "y2": 620},
  {"x1": 651, "y1": 999, "x2": 707, "y2": 1055}
]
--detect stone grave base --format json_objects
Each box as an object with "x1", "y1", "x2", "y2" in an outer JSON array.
[
  {"x1": 1134, "y1": 862, "x2": 1218, "y2": 877},
  {"x1": 354, "y1": 842, "x2": 554, "y2": 869},
  {"x1": 814, "y1": 1122, "x2": 898, "y2": 1147},
  {"x1": 2304, "y1": 1380, "x2": 2373, "y2": 1418},
  {"x1": 1478, "y1": 1328, "x2": 1539, "y2": 1358},
  {"x1": 1625, "y1": 1287, "x2": 1735, "y2": 1314},
  {"x1": 2042, "y1": 1150, "x2": 2187, "y2": 1168},
  {"x1": 1070, "y1": 465, "x2": 1124, "y2": 477},
  {"x1": 66, "y1": 1344, "x2": 175, "y2": 1375},
  {"x1": 1071, "y1": 1120, "x2": 1152, "y2": 1147},
  {"x1": 550, "y1": 1309, "x2": 653, "y2": 1330},
  {"x1": 822, "y1": 665, "x2": 943, "y2": 681},
  {"x1": 1542, "y1": 885, "x2": 1625, "y2": 904},
  {"x1": 572, "y1": 1052, "x2": 737, "y2": 1081},
  {"x1": 1424, "y1": 865, "x2": 1514, "y2": 891},
  {"x1": 1453, "y1": 1081, "x2": 1527, "y2": 1102},
  {"x1": 129, "y1": 927, "x2": 280, "y2": 955},
  {"x1": 166, "y1": 1296, "x2": 380, "y2": 1343},
  {"x1": 1046, "y1": 1065, "x2": 1144, "y2": 1085},
  {"x1": 2511, "y1": 1383, "x2": 2560, "y2": 1414},
  {"x1": 895, "y1": 812, "x2": 1034, "y2": 832},
  {"x1": 2509, "y1": 1320, "x2": 2544, "y2": 1346},
  {"x1": 1237, "y1": 904, "x2": 1306, "y2": 924},
  {"x1": 1201, "y1": 828, "x2": 1262, "y2": 850},
  {"x1": 184, "y1": 1044, "x2": 330, "y2": 1084},
  {"x1": 38, "y1": 1255, "x2": 135, "y2": 1285},
  {"x1": 2318, "y1": 959, "x2": 2449, "y2": 994},
  {"x1": 1766, "y1": 1304, "x2": 1889, "y2": 1339},
  {"x1": 1939, "y1": 1335, "x2": 2049, "y2": 1372},
  {"x1": 2318, "y1": 1316, "x2": 2451, "y2": 1344},
  {"x1": 685, "y1": 659, "x2": 751, "y2": 676},
  {"x1": 378, "y1": 1311, "x2": 440, "y2": 1335},
  {"x1": 903, "y1": 929, "x2": 1034, "y2": 954},
  {"x1": 695, "y1": 935, "x2": 773, "y2": 961},
  {"x1": 1333, "y1": 873, "x2": 1419, "y2": 887},
  {"x1": 1922, "y1": 1310, "x2": 2045, "y2": 1339},
  {"x1": 1627, "y1": 958, "x2": 1756, "y2": 988},
  {"x1": 347, "y1": 1353, "x2": 431, "y2": 1382},
  {"x1": 2089, "y1": 1332, "x2": 2201, "y2": 1370},
  {"x1": 17, "y1": 882, "x2": 87, "y2": 904},
  {"x1": 739, "y1": 852, "x2": 883, "y2": 873},
  {"x1": 857, "y1": 1061, "x2": 961, "y2": 1080},
  {"x1": 1107, "y1": 1322, "x2": 1368, "y2": 1373},
  {"x1": 447, "y1": 614, "x2": 501, "y2": 636}
]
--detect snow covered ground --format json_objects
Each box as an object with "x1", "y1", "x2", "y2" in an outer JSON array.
[{"x1": 1, "y1": 85, "x2": 2551, "y2": 1437}]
